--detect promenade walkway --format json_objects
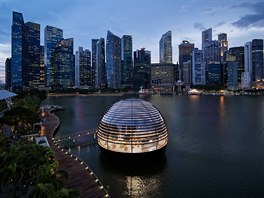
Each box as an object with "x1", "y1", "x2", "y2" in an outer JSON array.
[{"x1": 41, "y1": 106, "x2": 109, "y2": 198}]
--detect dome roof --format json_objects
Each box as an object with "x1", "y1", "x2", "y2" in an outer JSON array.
[{"x1": 97, "y1": 98, "x2": 168, "y2": 154}]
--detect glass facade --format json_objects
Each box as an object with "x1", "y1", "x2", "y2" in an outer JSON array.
[
  {"x1": 11, "y1": 11, "x2": 24, "y2": 88},
  {"x1": 106, "y1": 30, "x2": 121, "y2": 89},
  {"x1": 227, "y1": 61, "x2": 238, "y2": 89},
  {"x1": 97, "y1": 98, "x2": 168, "y2": 154},
  {"x1": 218, "y1": 33, "x2": 228, "y2": 63},
  {"x1": 23, "y1": 22, "x2": 41, "y2": 88},
  {"x1": 121, "y1": 35, "x2": 133, "y2": 88},
  {"x1": 96, "y1": 38, "x2": 106, "y2": 88},
  {"x1": 179, "y1": 40, "x2": 194, "y2": 81},
  {"x1": 44, "y1": 25, "x2": 63, "y2": 86},
  {"x1": 133, "y1": 48, "x2": 151, "y2": 91},
  {"x1": 159, "y1": 31, "x2": 172, "y2": 64},
  {"x1": 227, "y1": 47, "x2": 244, "y2": 84},
  {"x1": 91, "y1": 39, "x2": 99, "y2": 87},
  {"x1": 5, "y1": 58, "x2": 11, "y2": 89},
  {"x1": 207, "y1": 63, "x2": 222, "y2": 87},
  {"x1": 192, "y1": 48, "x2": 205, "y2": 85},
  {"x1": 52, "y1": 38, "x2": 74, "y2": 88},
  {"x1": 252, "y1": 39, "x2": 263, "y2": 82},
  {"x1": 79, "y1": 47, "x2": 91, "y2": 86}
]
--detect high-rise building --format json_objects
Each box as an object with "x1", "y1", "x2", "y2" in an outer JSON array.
[
  {"x1": 207, "y1": 63, "x2": 222, "y2": 87},
  {"x1": 179, "y1": 40, "x2": 194, "y2": 81},
  {"x1": 75, "y1": 50, "x2": 80, "y2": 87},
  {"x1": 202, "y1": 28, "x2": 212, "y2": 52},
  {"x1": 96, "y1": 38, "x2": 106, "y2": 88},
  {"x1": 192, "y1": 48, "x2": 205, "y2": 85},
  {"x1": 91, "y1": 39, "x2": 99, "y2": 87},
  {"x1": 227, "y1": 47, "x2": 244, "y2": 85},
  {"x1": 44, "y1": 25, "x2": 63, "y2": 86},
  {"x1": 252, "y1": 39, "x2": 263, "y2": 82},
  {"x1": 242, "y1": 42, "x2": 252, "y2": 88},
  {"x1": 52, "y1": 38, "x2": 74, "y2": 88},
  {"x1": 11, "y1": 11, "x2": 24, "y2": 89},
  {"x1": 39, "y1": 45, "x2": 45, "y2": 87},
  {"x1": 227, "y1": 61, "x2": 238, "y2": 90},
  {"x1": 182, "y1": 60, "x2": 192, "y2": 88},
  {"x1": 203, "y1": 40, "x2": 220, "y2": 63},
  {"x1": 121, "y1": 35, "x2": 133, "y2": 88},
  {"x1": 23, "y1": 22, "x2": 41, "y2": 88},
  {"x1": 151, "y1": 63, "x2": 176, "y2": 94},
  {"x1": 218, "y1": 33, "x2": 228, "y2": 63},
  {"x1": 106, "y1": 30, "x2": 121, "y2": 89},
  {"x1": 159, "y1": 31, "x2": 172, "y2": 64},
  {"x1": 133, "y1": 48, "x2": 151, "y2": 90},
  {"x1": 5, "y1": 58, "x2": 11, "y2": 89},
  {"x1": 79, "y1": 47, "x2": 91, "y2": 86}
]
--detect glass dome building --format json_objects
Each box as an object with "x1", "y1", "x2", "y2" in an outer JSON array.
[{"x1": 97, "y1": 98, "x2": 168, "y2": 154}]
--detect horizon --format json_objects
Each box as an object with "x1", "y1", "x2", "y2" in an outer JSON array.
[{"x1": 0, "y1": 0, "x2": 264, "y2": 83}]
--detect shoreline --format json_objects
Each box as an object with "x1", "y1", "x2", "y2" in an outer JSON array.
[{"x1": 48, "y1": 92, "x2": 127, "y2": 97}]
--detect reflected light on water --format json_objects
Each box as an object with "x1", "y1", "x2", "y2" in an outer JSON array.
[
  {"x1": 219, "y1": 96, "x2": 225, "y2": 125},
  {"x1": 125, "y1": 176, "x2": 161, "y2": 197}
]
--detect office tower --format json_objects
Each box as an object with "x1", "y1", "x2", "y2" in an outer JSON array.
[
  {"x1": 227, "y1": 61, "x2": 238, "y2": 90},
  {"x1": 183, "y1": 60, "x2": 192, "y2": 88},
  {"x1": 192, "y1": 48, "x2": 205, "y2": 85},
  {"x1": 179, "y1": 40, "x2": 194, "y2": 81},
  {"x1": 106, "y1": 30, "x2": 121, "y2": 89},
  {"x1": 252, "y1": 39, "x2": 263, "y2": 82},
  {"x1": 79, "y1": 47, "x2": 91, "y2": 86},
  {"x1": 159, "y1": 31, "x2": 172, "y2": 64},
  {"x1": 75, "y1": 50, "x2": 80, "y2": 87},
  {"x1": 39, "y1": 45, "x2": 45, "y2": 87},
  {"x1": 11, "y1": 11, "x2": 24, "y2": 89},
  {"x1": 44, "y1": 25, "x2": 63, "y2": 86},
  {"x1": 23, "y1": 22, "x2": 40, "y2": 88},
  {"x1": 207, "y1": 63, "x2": 222, "y2": 87},
  {"x1": 121, "y1": 35, "x2": 133, "y2": 88},
  {"x1": 242, "y1": 42, "x2": 252, "y2": 88},
  {"x1": 218, "y1": 33, "x2": 228, "y2": 63},
  {"x1": 203, "y1": 40, "x2": 220, "y2": 63},
  {"x1": 5, "y1": 58, "x2": 11, "y2": 89},
  {"x1": 133, "y1": 48, "x2": 151, "y2": 90},
  {"x1": 91, "y1": 39, "x2": 99, "y2": 87},
  {"x1": 202, "y1": 28, "x2": 212, "y2": 52},
  {"x1": 151, "y1": 63, "x2": 176, "y2": 94},
  {"x1": 96, "y1": 38, "x2": 106, "y2": 88},
  {"x1": 52, "y1": 38, "x2": 74, "y2": 87},
  {"x1": 227, "y1": 47, "x2": 244, "y2": 85}
]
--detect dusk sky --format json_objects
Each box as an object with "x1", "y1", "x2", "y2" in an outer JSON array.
[{"x1": 0, "y1": 0, "x2": 263, "y2": 82}]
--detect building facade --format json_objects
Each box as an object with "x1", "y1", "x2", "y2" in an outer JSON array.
[
  {"x1": 179, "y1": 40, "x2": 194, "y2": 82},
  {"x1": 159, "y1": 31, "x2": 172, "y2": 64},
  {"x1": 218, "y1": 33, "x2": 228, "y2": 63},
  {"x1": 243, "y1": 42, "x2": 252, "y2": 88},
  {"x1": 133, "y1": 48, "x2": 151, "y2": 91},
  {"x1": 5, "y1": 58, "x2": 11, "y2": 89},
  {"x1": 96, "y1": 38, "x2": 106, "y2": 88},
  {"x1": 106, "y1": 31, "x2": 121, "y2": 89},
  {"x1": 91, "y1": 39, "x2": 99, "y2": 87},
  {"x1": 44, "y1": 25, "x2": 63, "y2": 86},
  {"x1": 192, "y1": 48, "x2": 205, "y2": 85},
  {"x1": 52, "y1": 38, "x2": 74, "y2": 88},
  {"x1": 11, "y1": 11, "x2": 24, "y2": 89},
  {"x1": 121, "y1": 35, "x2": 133, "y2": 88},
  {"x1": 252, "y1": 39, "x2": 263, "y2": 82},
  {"x1": 79, "y1": 47, "x2": 91, "y2": 87},
  {"x1": 227, "y1": 61, "x2": 238, "y2": 90},
  {"x1": 207, "y1": 63, "x2": 222, "y2": 87}
]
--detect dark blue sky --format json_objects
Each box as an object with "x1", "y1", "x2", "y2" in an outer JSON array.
[{"x1": 0, "y1": 0, "x2": 263, "y2": 82}]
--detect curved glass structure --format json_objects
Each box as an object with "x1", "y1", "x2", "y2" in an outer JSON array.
[{"x1": 97, "y1": 98, "x2": 168, "y2": 153}]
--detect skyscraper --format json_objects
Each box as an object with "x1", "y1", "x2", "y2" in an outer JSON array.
[
  {"x1": 133, "y1": 48, "x2": 151, "y2": 90},
  {"x1": 159, "y1": 31, "x2": 172, "y2": 64},
  {"x1": 52, "y1": 38, "x2": 74, "y2": 88},
  {"x1": 242, "y1": 42, "x2": 252, "y2": 88},
  {"x1": 79, "y1": 47, "x2": 91, "y2": 86},
  {"x1": 192, "y1": 48, "x2": 205, "y2": 85},
  {"x1": 202, "y1": 28, "x2": 212, "y2": 52},
  {"x1": 207, "y1": 63, "x2": 222, "y2": 87},
  {"x1": 11, "y1": 11, "x2": 24, "y2": 89},
  {"x1": 179, "y1": 40, "x2": 194, "y2": 82},
  {"x1": 227, "y1": 61, "x2": 238, "y2": 90},
  {"x1": 96, "y1": 38, "x2": 106, "y2": 88},
  {"x1": 23, "y1": 22, "x2": 40, "y2": 87},
  {"x1": 106, "y1": 30, "x2": 121, "y2": 89},
  {"x1": 252, "y1": 39, "x2": 263, "y2": 82},
  {"x1": 218, "y1": 33, "x2": 228, "y2": 63},
  {"x1": 5, "y1": 58, "x2": 11, "y2": 89},
  {"x1": 39, "y1": 45, "x2": 45, "y2": 87},
  {"x1": 44, "y1": 25, "x2": 63, "y2": 86},
  {"x1": 75, "y1": 50, "x2": 80, "y2": 87},
  {"x1": 121, "y1": 35, "x2": 133, "y2": 88},
  {"x1": 91, "y1": 39, "x2": 99, "y2": 87},
  {"x1": 203, "y1": 40, "x2": 220, "y2": 63}
]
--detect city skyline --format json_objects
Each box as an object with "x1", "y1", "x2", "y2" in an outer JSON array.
[{"x1": 1, "y1": 0, "x2": 264, "y2": 82}]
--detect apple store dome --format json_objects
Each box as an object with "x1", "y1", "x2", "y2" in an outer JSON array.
[{"x1": 97, "y1": 98, "x2": 168, "y2": 154}]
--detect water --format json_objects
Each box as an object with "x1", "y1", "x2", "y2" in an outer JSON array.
[{"x1": 43, "y1": 95, "x2": 264, "y2": 197}]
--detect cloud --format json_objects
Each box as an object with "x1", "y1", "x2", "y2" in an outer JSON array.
[
  {"x1": 232, "y1": 1, "x2": 264, "y2": 29},
  {"x1": 214, "y1": 21, "x2": 226, "y2": 28},
  {"x1": 193, "y1": 23, "x2": 206, "y2": 31}
]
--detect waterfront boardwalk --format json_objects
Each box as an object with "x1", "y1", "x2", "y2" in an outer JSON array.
[{"x1": 41, "y1": 106, "x2": 109, "y2": 198}]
